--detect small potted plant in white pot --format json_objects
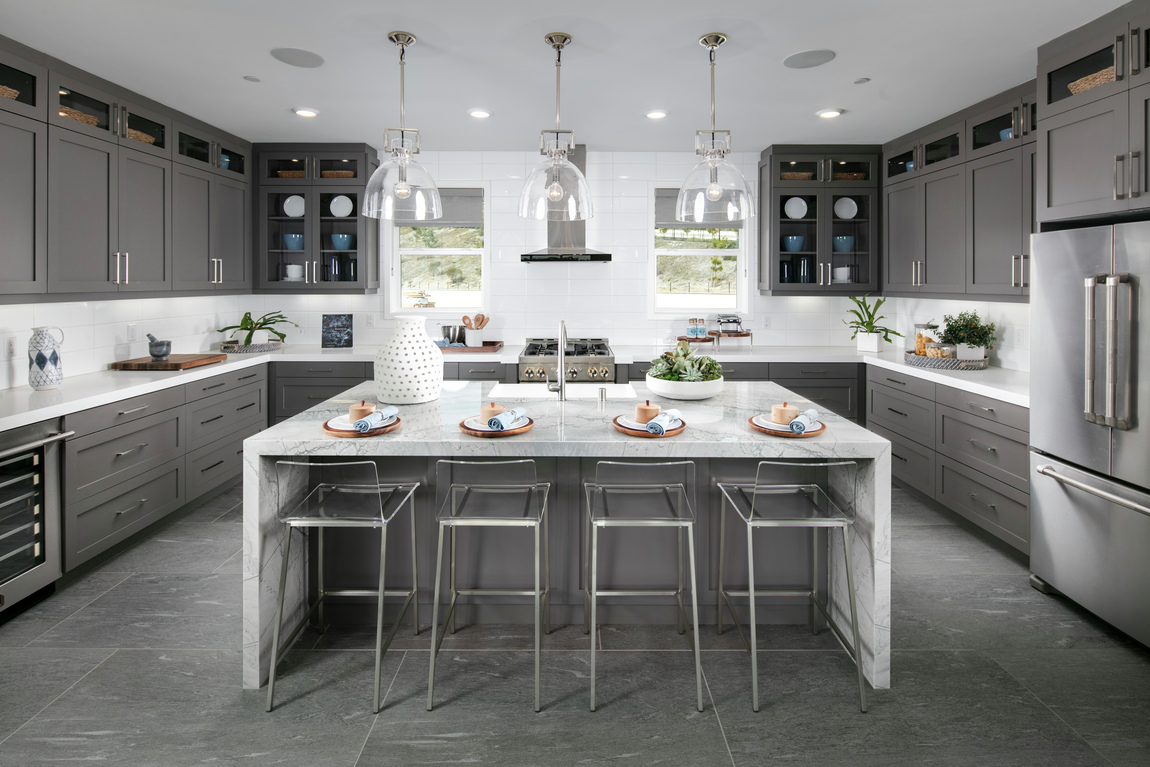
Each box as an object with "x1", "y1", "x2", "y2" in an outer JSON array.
[
  {"x1": 844, "y1": 294, "x2": 902, "y2": 353},
  {"x1": 216, "y1": 311, "x2": 299, "y2": 352},
  {"x1": 939, "y1": 310, "x2": 997, "y2": 360},
  {"x1": 645, "y1": 341, "x2": 724, "y2": 400}
]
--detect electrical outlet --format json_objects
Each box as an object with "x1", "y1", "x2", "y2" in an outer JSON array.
[
  {"x1": 365, "y1": 313, "x2": 377, "y2": 329},
  {"x1": 127, "y1": 323, "x2": 138, "y2": 342},
  {"x1": 761, "y1": 316, "x2": 771, "y2": 329},
  {"x1": 5, "y1": 337, "x2": 15, "y2": 359}
]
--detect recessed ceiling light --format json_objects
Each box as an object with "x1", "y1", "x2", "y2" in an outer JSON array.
[
  {"x1": 646, "y1": 110, "x2": 667, "y2": 119},
  {"x1": 469, "y1": 109, "x2": 491, "y2": 118},
  {"x1": 243, "y1": 75, "x2": 261, "y2": 83},
  {"x1": 270, "y1": 48, "x2": 325, "y2": 68},
  {"x1": 782, "y1": 49, "x2": 836, "y2": 69},
  {"x1": 817, "y1": 109, "x2": 843, "y2": 119},
  {"x1": 853, "y1": 77, "x2": 871, "y2": 85},
  {"x1": 294, "y1": 108, "x2": 319, "y2": 117}
]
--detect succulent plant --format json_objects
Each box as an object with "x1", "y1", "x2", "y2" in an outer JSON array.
[{"x1": 646, "y1": 341, "x2": 723, "y2": 382}]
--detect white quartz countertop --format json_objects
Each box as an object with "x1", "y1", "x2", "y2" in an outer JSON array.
[{"x1": 244, "y1": 380, "x2": 890, "y2": 460}]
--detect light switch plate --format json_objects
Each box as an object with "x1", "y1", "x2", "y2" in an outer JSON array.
[{"x1": 5, "y1": 337, "x2": 15, "y2": 360}]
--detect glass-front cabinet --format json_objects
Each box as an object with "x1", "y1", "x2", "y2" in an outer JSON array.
[
  {"x1": 49, "y1": 73, "x2": 115, "y2": 141},
  {"x1": 0, "y1": 49, "x2": 46, "y2": 121},
  {"x1": 768, "y1": 188, "x2": 876, "y2": 293},
  {"x1": 884, "y1": 121, "x2": 965, "y2": 181},
  {"x1": 258, "y1": 187, "x2": 375, "y2": 291},
  {"x1": 261, "y1": 150, "x2": 365, "y2": 185},
  {"x1": 173, "y1": 120, "x2": 247, "y2": 178},
  {"x1": 769, "y1": 152, "x2": 876, "y2": 187},
  {"x1": 1039, "y1": 19, "x2": 1131, "y2": 119},
  {"x1": 966, "y1": 85, "x2": 1037, "y2": 162}
]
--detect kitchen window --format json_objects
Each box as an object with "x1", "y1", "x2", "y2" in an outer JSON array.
[
  {"x1": 388, "y1": 186, "x2": 487, "y2": 310},
  {"x1": 650, "y1": 188, "x2": 744, "y2": 312}
]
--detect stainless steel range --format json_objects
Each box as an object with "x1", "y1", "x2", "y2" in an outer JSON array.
[{"x1": 518, "y1": 338, "x2": 615, "y2": 382}]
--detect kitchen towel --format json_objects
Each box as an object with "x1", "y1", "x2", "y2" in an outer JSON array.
[
  {"x1": 789, "y1": 409, "x2": 821, "y2": 434},
  {"x1": 434, "y1": 339, "x2": 467, "y2": 347},
  {"x1": 354, "y1": 406, "x2": 399, "y2": 433},
  {"x1": 488, "y1": 407, "x2": 527, "y2": 431},
  {"x1": 646, "y1": 409, "x2": 683, "y2": 435}
]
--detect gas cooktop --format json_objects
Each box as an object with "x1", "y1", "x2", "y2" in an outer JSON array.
[{"x1": 518, "y1": 338, "x2": 615, "y2": 382}]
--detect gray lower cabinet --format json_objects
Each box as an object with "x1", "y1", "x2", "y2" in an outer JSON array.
[
  {"x1": 270, "y1": 361, "x2": 372, "y2": 421},
  {"x1": 446, "y1": 361, "x2": 508, "y2": 381},
  {"x1": 771, "y1": 379, "x2": 858, "y2": 420},
  {"x1": 186, "y1": 381, "x2": 265, "y2": 450},
  {"x1": 1037, "y1": 93, "x2": 1130, "y2": 222},
  {"x1": 716, "y1": 362, "x2": 771, "y2": 380},
  {"x1": 0, "y1": 110, "x2": 46, "y2": 294},
  {"x1": 172, "y1": 163, "x2": 250, "y2": 291},
  {"x1": 65, "y1": 408, "x2": 184, "y2": 498},
  {"x1": 936, "y1": 456, "x2": 1029, "y2": 552},
  {"x1": 868, "y1": 422, "x2": 934, "y2": 498},
  {"x1": 866, "y1": 384, "x2": 936, "y2": 446},
  {"x1": 186, "y1": 418, "x2": 263, "y2": 501}
]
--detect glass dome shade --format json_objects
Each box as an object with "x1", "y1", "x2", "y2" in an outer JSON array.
[
  {"x1": 517, "y1": 150, "x2": 593, "y2": 221},
  {"x1": 675, "y1": 155, "x2": 754, "y2": 224},
  {"x1": 362, "y1": 146, "x2": 442, "y2": 221}
]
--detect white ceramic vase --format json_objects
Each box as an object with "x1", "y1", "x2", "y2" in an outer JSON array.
[
  {"x1": 955, "y1": 343, "x2": 986, "y2": 360},
  {"x1": 28, "y1": 326, "x2": 64, "y2": 390},
  {"x1": 856, "y1": 332, "x2": 882, "y2": 353},
  {"x1": 375, "y1": 315, "x2": 443, "y2": 403}
]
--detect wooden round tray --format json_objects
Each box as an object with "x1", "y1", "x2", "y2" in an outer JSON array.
[
  {"x1": 747, "y1": 416, "x2": 826, "y2": 439},
  {"x1": 459, "y1": 417, "x2": 534, "y2": 437},
  {"x1": 709, "y1": 331, "x2": 752, "y2": 338},
  {"x1": 322, "y1": 417, "x2": 401, "y2": 438},
  {"x1": 676, "y1": 335, "x2": 714, "y2": 343},
  {"x1": 612, "y1": 415, "x2": 686, "y2": 438}
]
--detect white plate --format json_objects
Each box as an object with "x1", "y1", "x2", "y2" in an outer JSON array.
[
  {"x1": 282, "y1": 275, "x2": 304, "y2": 282},
  {"x1": 833, "y1": 197, "x2": 858, "y2": 220},
  {"x1": 329, "y1": 195, "x2": 354, "y2": 217},
  {"x1": 465, "y1": 415, "x2": 529, "y2": 432},
  {"x1": 752, "y1": 414, "x2": 822, "y2": 432},
  {"x1": 618, "y1": 414, "x2": 681, "y2": 432},
  {"x1": 329, "y1": 414, "x2": 397, "y2": 432},
  {"x1": 283, "y1": 195, "x2": 305, "y2": 217},
  {"x1": 784, "y1": 197, "x2": 808, "y2": 219}
]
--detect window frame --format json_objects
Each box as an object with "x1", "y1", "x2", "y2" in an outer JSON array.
[{"x1": 383, "y1": 181, "x2": 491, "y2": 318}]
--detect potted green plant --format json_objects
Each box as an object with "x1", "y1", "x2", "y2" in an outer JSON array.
[
  {"x1": 645, "y1": 340, "x2": 724, "y2": 400},
  {"x1": 844, "y1": 294, "x2": 902, "y2": 353},
  {"x1": 216, "y1": 311, "x2": 299, "y2": 352},
  {"x1": 939, "y1": 310, "x2": 997, "y2": 360}
]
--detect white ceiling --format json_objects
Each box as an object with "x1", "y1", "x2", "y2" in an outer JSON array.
[{"x1": 0, "y1": 0, "x2": 1126, "y2": 152}]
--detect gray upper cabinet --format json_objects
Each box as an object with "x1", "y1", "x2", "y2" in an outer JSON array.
[
  {"x1": 0, "y1": 47, "x2": 47, "y2": 122},
  {"x1": 0, "y1": 111, "x2": 47, "y2": 294},
  {"x1": 920, "y1": 166, "x2": 967, "y2": 294},
  {"x1": 966, "y1": 147, "x2": 1025, "y2": 296},
  {"x1": 48, "y1": 71, "x2": 118, "y2": 144},
  {"x1": 215, "y1": 175, "x2": 249, "y2": 289},
  {"x1": 883, "y1": 178, "x2": 919, "y2": 293},
  {"x1": 47, "y1": 126, "x2": 118, "y2": 294},
  {"x1": 115, "y1": 98, "x2": 172, "y2": 160},
  {"x1": 883, "y1": 121, "x2": 965, "y2": 182},
  {"x1": 260, "y1": 149, "x2": 368, "y2": 186},
  {"x1": 1037, "y1": 92, "x2": 1130, "y2": 222},
  {"x1": 173, "y1": 120, "x2": 248, "y2": 181},
  {"x1": 1127, "y1": 81, "x2": 1150, "y2": 202},
  {"x1": 117, "y1": 149, "x2": 171, "y2": 291},
  {"x1": 1038, "y1": 15, "x2": 1131, "y2": 120},
  {"x1": 966, "y1": 91, "x2": 1036, "y2": 163},
  {"x1": 172, "y1": 164, "x2": 249, "y2": 291}
]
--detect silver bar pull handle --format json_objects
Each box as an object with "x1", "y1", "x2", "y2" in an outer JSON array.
[
  {"x1": 1115, "y1": 154, "x2": 1126, "y2": 200},
  {"x1": 114, "y1": 443, "x2": 148, "y2": 458},
  {"x1": 1011, "y1": 106, "x2": 1020, "y2": 140},
  {"x1": 115, "y1": 498, "x2": 148, "y2": 516},
  {"x1": 1104, "y1": 273, "x2": 1132, "y2": 429},
  {"x1": 1133, "y1": 28, "x2": 1142, "y2": 76},
  {"x1": 1022, "y1": 254, "x2": 1029, "y2": 289},
  {"x1": 1131, "y1": 151, "x2": 1141, "y2": 199},
  {"x1": 1116, "y1": 34, "x2": 1126, "y2": 81},
  {"x1": 1011, "y1": 255, "x2": 1018, "y2": 288},
  {"x1": 1084, "y1": 276, "x2": 1098, "y2": 422},
  {"x1": 966, "y1": 401, "x2": 995, "y2": 413},
  {"x1": 918, "y1": 260, "x2": 925, "y2": 286},
  {"x1": 124, "y1": 252, "x2": 129, "y2": 285},
  {"x1": 967, "y1": 439, "x2": 997, "y2": 453},
  {"x1": 968, "y1": 493, "x2": 996, "y2": 511},
  {"x1": 0, "y1": 431, "x2": 74, "y2": 461},
  {"x1": 1037, "y1": 464, "x2": 1150, "y2": 518}
]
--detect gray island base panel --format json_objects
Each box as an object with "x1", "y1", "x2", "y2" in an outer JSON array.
[{"x1": 241, "y1": 380, "x2": 892, "y2": 692}]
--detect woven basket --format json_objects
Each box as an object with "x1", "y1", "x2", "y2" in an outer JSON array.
[
  {"x1": 903, "y1": 351, "x2": 988, "y2": 371},
  {"x1": 1068, "y1": 66, "x2": 1115, "y2": 95},
  {"x1": 320, "y1": 170, "x2": 355, "y2": 178},
  {"x1": 220, "y1": 339, "x2": 283, "y2": 354},
  {"x1": 126, "y1": 128, "x2": 156, "y2": 145},
  {"x1": 780, "y1": 171, "x2": 814, "y2": 181},
  {"x1": 833, "y1": 172, "x2": 866, "y2": 181},
  {"x1": 59, "y1": 105, "x2": 99, "y2": 126},
  {"x1": 0, "y1": 85, "x2": 18, "y2": 100},
  {"x1": 276, "y1": 170, "x2": 306, "y2": 178}
]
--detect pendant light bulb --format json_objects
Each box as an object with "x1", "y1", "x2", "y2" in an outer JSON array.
[
  {"x1": 547, "y1": 181, "x2": 565, "y2": 202},
  {"x1": 706, "y1": 183, "x2": 724, "y2": 202},
  {"x1": 394, "y1": 181, "x2": 412, "y2": 200}
]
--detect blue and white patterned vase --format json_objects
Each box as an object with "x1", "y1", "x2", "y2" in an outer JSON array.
[{"x1": 28, "y1": 326, "x2": 64, "y2": 390}]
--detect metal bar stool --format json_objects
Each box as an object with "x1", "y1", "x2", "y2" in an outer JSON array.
[
  {"x1": 267, "y1": 460, "x2": 419, "y2": 713},
  {"x1": 716, "y1": 460, "x2": 867, "y2": 712},
  {"x1": 583, "y1": 461, "x2": 703, "y2": 712},
  {"x1": 427, "y1": 460, "x2": 551, "y2": 712}
]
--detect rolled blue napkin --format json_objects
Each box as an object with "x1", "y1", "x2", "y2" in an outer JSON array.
[
  {"x1": 789, "y1": 408, "x2": 820, "y2": 434},
  {"x1": 645, "y1": 409, "x2": 683, "y2": 436},
  {"x1": 433, "y1": 339, "x2": 466, "y2": 347},
  {"x1": 488, "y1": 407, "x2": 527, "y2": 431},
  {"x1": 354, "y1": 405, "x2": 399, "y2": 433}
]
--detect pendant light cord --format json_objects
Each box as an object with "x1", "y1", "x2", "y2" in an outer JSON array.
[
  {"x1": 709, "y1": 44, "x2": 716, "y2": 134},
  {"x1": 398, "y1": 43, "x2": 406, "y2": 130},
  {"x1": 554, "y1": 44, "x2": 562, "y2": 131}
]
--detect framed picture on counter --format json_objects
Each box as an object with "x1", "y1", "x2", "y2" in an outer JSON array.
[{"x1": 321, "y1": 314, "x2": 353, "y2": 348}]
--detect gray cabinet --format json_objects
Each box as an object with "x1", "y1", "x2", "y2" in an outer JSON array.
[
  {"x1": 1037, "y1": 14, "x2": 1131, "y2": 120},
  {"x1": 117, "y1": 148, "x2": 172, "y2": 291},
  {"x1": 966, "y1": 147, "x2": 1026, "y2": 296},
  {"x1": 881, "y1": 167, "x2": 967, "y2": 295},
  {"x1": 173, "y1": 120, "x2": 248, "y2": 180},
  {"x1": 1037, "y1": 93, "x2": 1130, "y2": 222},
  {"x1": 172, "y1": 163, "x2": 250, "y2": 291},
  {"x1": 445, "y1": 362, "x2": 508, "y2": 381},
  {"x1": 883, "y1": 120, "x2": 965, "y2": 183},
  {"x1": 883, "y1": 179, "x2": 918, "y2": 292},
  {"x1": 270, "y1": 361, "x2": 372, "y2": 422},
  {"x1": 0, "y1": 110, "x2": 46, "y2": 294},
  {"x1": 0, "y1": 47, "x2": 47, "y2": 122},
  {"x1": 1128, "y1": 81, "x2": 1150, "y2": 202},
  {"x1": 47, "y1": 126, "x2": 117, "y2": 294}
]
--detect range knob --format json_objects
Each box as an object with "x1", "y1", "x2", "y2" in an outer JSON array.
[
  {"x1": 523, "y1": 368, "x2": 535, "y2": 379},
  {"x1": 598, "y1": 367, "x2": 611, "y2": 379},
  {"x1": 588, "y1": 368, "x2": 599, "y2": 378},
  {"x1": 567, "y1": 367, "x2": 578, "y2": 379},
  {"x1": 536, "y1": 367, "x2": 546, "y2": 379}
]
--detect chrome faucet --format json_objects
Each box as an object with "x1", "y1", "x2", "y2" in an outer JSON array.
[{"x1": 547, "y1": 320, "x2": 567, "y2": 401}]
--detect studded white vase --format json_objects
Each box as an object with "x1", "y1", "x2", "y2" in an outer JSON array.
[{"x1": 374, "y1": 315, "x2": 443, "y2": 404}]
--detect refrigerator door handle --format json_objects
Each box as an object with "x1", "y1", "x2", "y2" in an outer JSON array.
[
  {"x1": 1084, "y1": 275, "x2": 1100, "y2": 423},
  {"x1": 1105, "y1": 273, "x2": 1133, "y2": 430},
  {"x1": 1037, "y1": 464, "x2": 1150, "y2": 519}
]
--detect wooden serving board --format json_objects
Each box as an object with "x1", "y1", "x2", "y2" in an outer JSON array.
[
  {"x1": 439, "y1": 341, "x2": 504, "y2": 354},
  {"x1": 709, "y1": 331, "x2": 752, "y2": 338},
  {"x1": 676, "y1": 336, "x2": 714, "y2": 343},
  {"x1": 747, "y1": 416, "x2": 826, "y2": 439},
  {"x1": 322, "y1": 417, "x2": 402, "y2": 438},
  {"x1": 459, "y1": 416, "x2": 534, "y2": 437},
  {"x1": 612, "y1": 415, "x2": 686, "y2": 438},
  {"x1": 110, "y1": 353, "x2": 227, "y2": 371}
]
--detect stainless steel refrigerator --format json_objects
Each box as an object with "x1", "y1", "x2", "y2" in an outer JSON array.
[{"x1": 1030, "y1": 223, "x2": 1150, "y2": 647}]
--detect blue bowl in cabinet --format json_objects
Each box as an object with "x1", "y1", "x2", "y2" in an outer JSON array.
[
  {"x1": 283, "y1": 233, "x2": 304, "y2": 251},
  {"x1": 331, "y1": 233, "x2": 354, "y2": 250},
  {"x1": 999, "y1": 128, "x2": 1013, "y2": 141},
  {"x1": 782, "y1": 235, "x2": 805, "y2": 252},
  {"x1": 832, "y1": 236, "x2": 855, "y2": 252}
]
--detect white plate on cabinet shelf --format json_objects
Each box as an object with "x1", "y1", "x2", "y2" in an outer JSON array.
[
  {"x1": 329, "y1": 195, "x2": 354, "y2": 217},
  {"x1": 833, "y1": 197, "x2": 858, "y2": 219},
  {"x1": 784, "y1": 197, "x2": 808, "y2": 219},
  {"x1": 283, "y1": 195, "x2": 305, "y2": 217}
]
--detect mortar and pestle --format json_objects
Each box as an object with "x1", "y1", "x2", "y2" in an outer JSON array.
[{"x1": 146, "y1": 333, "x2": 171, "y2": 361}]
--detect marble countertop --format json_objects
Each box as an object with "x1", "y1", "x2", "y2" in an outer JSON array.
[{"x1": 244, "y1": 380, "x2": 890, "y2": 460}]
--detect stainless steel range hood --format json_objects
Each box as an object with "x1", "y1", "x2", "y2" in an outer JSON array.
[{"x1": 521, "y1": 144, "x2": 611, "y2": 262}]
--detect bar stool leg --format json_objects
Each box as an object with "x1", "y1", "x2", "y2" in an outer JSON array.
[
  {"x1": 427, "y1": 522, "x2": 446, "y2": 711},
  {"x1": 450, "y1": 526, "x2": 457, "y2": 634},
  {"x1": 544, "y1": 507, "x2": 551, "y2": 635},
  {"x1": 410, "y1": 496, "x2": 419, "y2": 635},
  {"x1": 373, "y1": 525, "x2": 389, "y2": 714},
  {"x1": 677, "y1": 527, "x2": 685, "y2": 635},
  {"x1": 589, "y1": 523, "x2": 599, "y2": 712},
  {"x1": 746, "y1": 524, "x2": 759, "y2": 712},
  {"x1": 583, "y1": 510, "x2": 591, "y2": 634},
  {"x1": 534, "y1": 521, "x2": 542, "y2": 713},
  {"x1": 842, "y1": 527, "x2": 868, "y2": 713},
  {"x1": 811, "y1": 527, "x2": 820, "y2": 635},
  {"x1": 717, "y1": 498, "x2": 726, "y2": 635},
  {"x1": 687, "y1": 524, "x2": 703, "y2": 712},
  {"x1": 317, "y1": 527, "x2": 325, "y2": 634},
  {"x1": 266, "y1": 525, "x2": 293, "y2": 712}
]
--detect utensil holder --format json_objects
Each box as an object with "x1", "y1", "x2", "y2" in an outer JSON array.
[{"x1": 464, "y1": 328, "x2": 485, "y2": 347}]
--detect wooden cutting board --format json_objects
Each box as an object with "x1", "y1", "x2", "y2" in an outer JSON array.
[{"x1": 110, "y1": 353, "x2": 227, "y2": 371}]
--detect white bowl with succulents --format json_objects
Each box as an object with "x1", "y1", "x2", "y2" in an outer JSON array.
[{"x1": 644, "y1": 341, "x2": 725, "y2": 401}]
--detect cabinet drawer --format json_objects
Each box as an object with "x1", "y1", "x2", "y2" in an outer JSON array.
[
  {"x1": 717, "y1": 362, "x2": 770, "y2": 380},
  {"x1": 868, "y1": 423, "x2": 935, "y2": 499},
  {"x1": 771, "y1": 379, "x2": 858, "y2": 419},
  {"x1": 935, "y1": 404, "x2": 1029, "y2": 491},
  {"x1": 867, "y1": 384, "x2": 935, "y2": 447},
  {"x1": 936, "y1": 456, "x2": 1028, "y2": 553},
  {"x1": 64, "y1": 408, "x2": 183, "y2": 498},
  {"x1": 769, "y1": 362, "x2": 859, "y2": 379},
  {"x1": 186, "y1": 420, "x2": 262, "y2": 500},
  {"x1": 935, "y1": 385, "x2": 1029, "y2": 432},
  {"x1": 866, "y1": 366, "x2": 935, "y2": 401},
  {"x1": 273, "y1": 361, "x2": 369, "y2": 379},
  {"x1": 457, "y1": 362, "x2": 505, "y2": 380},
  {"x1": 185, "y1": 364, "x2": 267, "y2": 403},
  {"x1": 64, "y1": 458, "x2": 184, "y2": 570},
  {"x1": 65, "y1": 386, "x2": 185, "y2": 437},
  {"x1": 187, "y1": 382, "x2": 265, "y2": 450},
  {"x1": 274, "y1": 377, "x2": 369, "y2": 420}
]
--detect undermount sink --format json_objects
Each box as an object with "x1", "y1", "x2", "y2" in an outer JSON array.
[{"x1": 487, "y1": 383, "x2": 639, "y2": 400}]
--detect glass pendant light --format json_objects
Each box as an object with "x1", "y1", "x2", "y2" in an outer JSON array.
[
  {"x1": 363, "y1": 31, "x2": 442, "y2": 221},
  {"x1": 518, "y1": 33, "x2": 593, "y2": 221},
  {"x1": 675, "y1": 33, "x2": 754, "y2": 224}
]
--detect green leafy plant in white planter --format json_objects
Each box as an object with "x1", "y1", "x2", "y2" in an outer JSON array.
[
  {"x1": 645, "y1": 341, "x2": 725, "y2": 400},
  {"x1": 216, "y1": 311, "x2": 299, "y2": 350},
  {"x1": 844, "y1": 294, "x2": 902, "y2": 353},
  {"x1": 939, "y1": 310, "x2": 997, "y2": 360}
]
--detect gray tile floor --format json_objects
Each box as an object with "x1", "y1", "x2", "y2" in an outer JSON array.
[{"x1": 1, "y1": 482, "x2": 1147, "y2": 766}]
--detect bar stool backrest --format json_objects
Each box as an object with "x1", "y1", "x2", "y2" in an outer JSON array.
[
  {"x1": 274, "y1": 460, "x2": 385, "y2": 523},
  {"x1": 435, "y1": 459, "x2": 541, "y2": 521},
  {"x1": 590, "y1": 461, "x2": 696, "y2": 521},
  {"x1": 750, "y1": 460, "x2": 858, "y2": 521}
]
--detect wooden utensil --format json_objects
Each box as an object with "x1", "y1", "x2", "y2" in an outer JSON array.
[
  {"x1": 479, "y1": 315, "x2": 490, "y2": 329},
  {"x1": 475, "y1": 313, "x2": 486, "y2": 329},
  {"x1": 463, "y1": 316, "x2": 473, "y2": 329}
]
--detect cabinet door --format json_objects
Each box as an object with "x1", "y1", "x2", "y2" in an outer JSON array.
[
  {"x1": 883, "y1": 178, "x2": 919, "y2": 292},
  {"x1": 1128, "y1": 82, "x2": 1150, "y2": 206},
  {"x1": 825, "y1": 154, "x2": 877, "y2": 186},
  {"x1": 823, "y1": 189, "x2": 876, "y2": 292},
  {"x1": 171, "y1": 163, "x2": 214, "y2": 290},
  {"x1": 757, "y1": 162, "x2": 771, "y2": 291},
  {"x1": 1037, "y1": 93, "x2": 1130, "y2": 222},
  {"x1": 772, "y1": 191, "x2": 820, "y2": 291},
  {"x1": 771, "y1": 153, "x2": 826, "y2": 186},
  {"x1": 118, "y1": 99, "x2": 172, "y2": 160},
  {"x1": 1130, "y1": 17, "x2": 1150, "y2": 89},
  {"x1": 967, "y1": 99, "x2": 1024, "y2": 161},
  {"x1": 1038, "y1": 23, "x2": 1129, "y2": 120},
  {"x1": 173, "y1": 121, "x2": 215, "y2": 171},
  {"x1": 920, "y1": 122, "x2": 966, "y2": 175},
  {"x1": 1021, "y1": 143, "x2": 1036, "y2": 295},
  {"x1": 260, "y1": 151, "x2": 312, "y2": 185},
  {"x1": 217, "y1": 140, "x2": 247, "y2": 180},
  {"x1": 259, "y1": 188, "x2": 312, "y2": 289},
  {"x1": 0, "y1": 48, "x2": 47, "y2": 121},
  {"x1": 117, "y1": 149, "x2": 171, "y2": 291},
  {"x1": 920, "y1": 166, "x2": 966, "y2": 294},
  {"x1": 0, "y1": 111, "x2": 46, "y2": 294},
  {"x1": 48, "y1": 72, "x2": 117, "y2": 144},
  {"x1": 313, "y1": 151, "x2": 365, "y2": 185},
  {"x1": 214, "y1": 176, "x2": 249, "y2": 288},
  {"x1": 966, "y1": 147, "x2": 1023, "y2": 296},
  {"x1": 47, "y1": 126, "x2": 118, "y2": 294},
  {"x1": 884, "y1": 136, "x2": 918, "y2": 182},
  {"x1": 314, "y1": 188, "x2": 366, "y2": 290}
]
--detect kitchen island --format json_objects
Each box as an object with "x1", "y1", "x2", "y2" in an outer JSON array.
[{"x1": 242, "y1": 379, "x2": 891, "y2": 691}]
